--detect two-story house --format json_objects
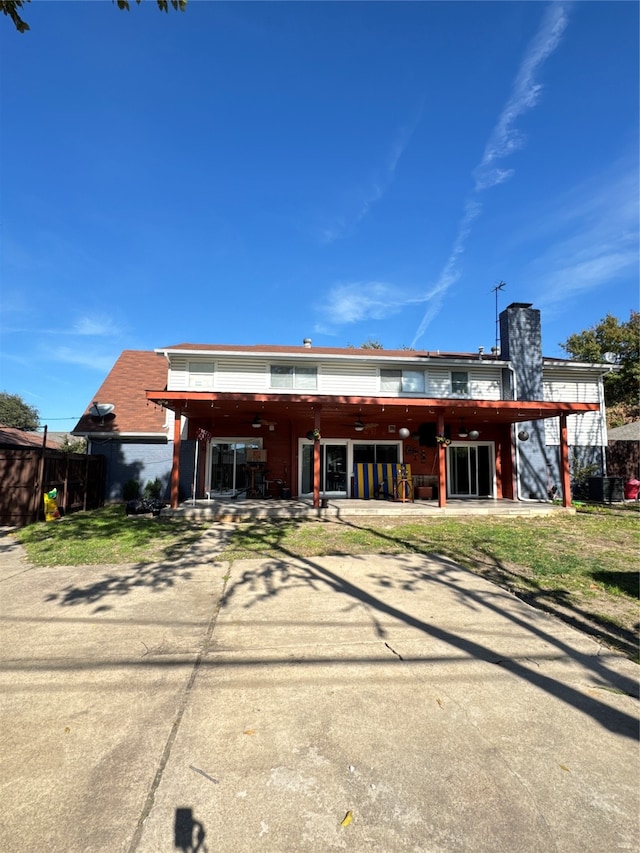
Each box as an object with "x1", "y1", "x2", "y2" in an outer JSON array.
[{"x1": 73, "y1": 303, "x2": 608, "y2": 509}]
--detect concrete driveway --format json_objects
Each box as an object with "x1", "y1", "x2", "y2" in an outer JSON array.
[{"x1": 0, "y1": 525, "x2": 638, "y2": 852}]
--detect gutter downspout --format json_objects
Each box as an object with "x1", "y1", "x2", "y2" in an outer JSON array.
[{"x1": 598, "y1": 372, "x2": 608, "y2": 476}]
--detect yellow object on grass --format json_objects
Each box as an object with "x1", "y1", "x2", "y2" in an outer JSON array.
[{"x1": 44, "y1": 488, "x2": 60, "y2": 521}]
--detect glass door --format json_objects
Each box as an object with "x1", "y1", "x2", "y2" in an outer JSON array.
[
  {"x1": 448, "y1": 443, "x2": 494, "y2": 498},
  {"x1": 300, "y1": 442, "x2": 348, "y2": 495},
  {"x1": 208, "y1": 441, "x2": 261, "y2": 497}
]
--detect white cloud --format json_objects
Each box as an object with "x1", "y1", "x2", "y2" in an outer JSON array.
[
  {"x1": 48, "y1": 346, "x2": 119, "y2": 373},
  {"x1": 73, "y1": 315, "x2": 120, "y2": 337},
  {"x1": 411, "y1": 200, "x2": 482, "y2": 348},
  {"x1": 411, "y1": 1, "x2": 571, "y2": 346},
  {"x1": 1, "y1": 313, "x2": 123, "y2": 338},
  {"x1": 320, "y1": 114, "x2": 421, "y2": 244},
  {"x1": 538, "y1": 252, "x2": 637, "y2": 308},
  {"x1": 474, "y1": 2, "x2": 570, "y2": 191},
  {"x1": 512, "y1": 159, "x2": 639, "y2": 308},
  {"x1": 316, "y1": 280, "x2": 427, "y2": 328},
  {"x1": 314, "y1": 281, "x2": 428, "y2": 335}
]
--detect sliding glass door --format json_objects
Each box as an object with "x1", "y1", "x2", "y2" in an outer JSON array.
[
  {"x1": 448, "y1": 444, "x2": 494, "y2": 498},
  {"x1": 300, "y1": 442, "x2": 348, "y2": 495},
  {"x1": 208, "y1": 440, "x2": 262, "y2": 497}
]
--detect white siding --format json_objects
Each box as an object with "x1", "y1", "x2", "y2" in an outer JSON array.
[
  {"x1": 545, "y1": 412, "x2": 605, "y2": 446},
  {"x1": 543, "y1": 370, "x2": 600, "y2": 403},
  {"x1": 168, "y1": 353, "x2": 504, "y2": 399},
  {"x1": 427, "y1": 366, "x2": 502, "y2": 400},
  {"x1": 320, "y1": 363, "x2": 379, "y2": 395},
  {"x1": 216, "y1": 359, "x2": 268, "y2": 392},
  {"x1": 470, "y1": 367, "x2": 502, "y2": 400},
  {"x1": 168, "y1": 356, "x2": 189, "y2": 391}
]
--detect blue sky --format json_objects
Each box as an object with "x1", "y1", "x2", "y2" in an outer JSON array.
[{"x1": 1, "y1": 1, "x2": 638, "y2": 432}]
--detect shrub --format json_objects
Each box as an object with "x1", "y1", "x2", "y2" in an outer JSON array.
[
  {"x1": 123, "y1": 479, "x2": 140, "y2": 501},
  {"x1": 143, "y1": 478, "x2": 163, "y2": 500}
]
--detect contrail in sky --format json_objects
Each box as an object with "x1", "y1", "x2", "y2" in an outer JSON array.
[{"x1": 411, "y1": 1, "x2": 571, "y2": 348}]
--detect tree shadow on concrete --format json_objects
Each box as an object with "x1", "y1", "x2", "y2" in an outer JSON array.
[
  {"x1": 477, "y1": 562, "x2": 638, "y2": 660},
  {"x1": 43, "y1": 560, "x2": 197, "y2": 611},
  {"x1": 219, "y1": 519, "x2": 639, "y2": 741},
  {"x1": 37, "y1": 525, "x2": 225, "y2": 613}
]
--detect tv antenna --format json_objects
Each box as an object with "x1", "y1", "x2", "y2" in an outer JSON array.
[{"x1": 491, "y1": 281, "x2": 506, "y2": 354}]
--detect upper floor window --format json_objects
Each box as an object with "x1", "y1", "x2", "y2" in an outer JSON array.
[
  {"x1": 270, "y1": 365, "x2": 318, "y2": 390},
  {"x1": 188, "y1": 361, "x2": 214, "y2": 389},
  {"x1": 451, "y1": 371, "x2": 469, "y2": 395},
  {"x1": 380, "y1": 369, "x2": 425, "y2": 394}
]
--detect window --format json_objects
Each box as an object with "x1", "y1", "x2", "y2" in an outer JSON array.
[
  {"x1": 451, "y1": 371, "x2": 469, "y2": 395},
  {"x1": 270, "y1": 365, "x2": 317, "y2": 390},
  {"x1": 353, "y1": 443, "x2": 399, "y2": 464},
  {"x1": 380, "y1": 369, "x2": 401, "y2": 392},
  {"x1": 188, "y1": 361, "x2": 214, "y2": 389},
  {"x1": 380, "y1": 369, "x2": 425, "y2": 393},
  {"x1": 402, "y1": 370, "x2": 425, "y2": 393}
]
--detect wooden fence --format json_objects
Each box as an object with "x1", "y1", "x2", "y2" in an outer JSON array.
[
  {"x1": 607, "y1": 440, "x2": 639, "y2": 479},
  {"x1": 0, "y1": 448, "x2": 105, "y2": 527}
]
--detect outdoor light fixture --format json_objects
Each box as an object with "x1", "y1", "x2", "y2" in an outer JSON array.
[
  {"x1": 468, "y1": 429, "x2": 480, "y2": 440},
  {"x1": 398, "y1": 427, "x2": 410, "y2": 439},
  {"x1": 252, "y1": 415, "x2": 262, "y2": 429},
  {"x1": 354, "y1": 419, "x2": 365, "y2": 432},
  {"x1": 518, "y1": 429, "x2": 530, "y2": 441},
  {"x1": 457, "y1": 419, "x2": 469, "y2": 438}
]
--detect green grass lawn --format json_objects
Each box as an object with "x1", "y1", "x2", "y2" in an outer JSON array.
[
  {"x1": 15, "y1": 504, "x2": 206, "y2": 566},
  {"x1": 14, "y1": 503, "x2": 639, "y2": 658}
]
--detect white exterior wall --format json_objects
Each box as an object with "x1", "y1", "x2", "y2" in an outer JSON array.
[
  {"x1": 215, "y1": 359, "x2": 269, "y2": 392},
  {"x1": 543, "y1": 369, "x2": 605, "y2": 446},
  {"x1": 427, "y1": 366, "x2": 502, "y2": 399},
  {"x1": 167, "y1": 356, "x2": 189, "y2": 391},
  {"x1": 319, "y1": 363, "x2": 379, "y2": 395},
  {"x1": 543, "y1": 371, "x2": 600, "y2": 403},
  {"x1": 167, "y1": 355, "x2": 503, "y2": 399}
]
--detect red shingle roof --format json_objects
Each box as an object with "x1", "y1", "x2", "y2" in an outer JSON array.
[
  {"x1": 0, "y1": 426, "x2": 63, "y2": 448},
  {"x1": 157, "y1": 343, "x2": 488, "y2": 359},
  {"x1": 72, "y1": 351, "x2": 168, "y2": 436}
]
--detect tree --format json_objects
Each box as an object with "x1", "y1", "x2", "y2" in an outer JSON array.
[
  {"x1": 0, "y1": 392, "x2": 40, "y2": 430},
  {"x1": 560, "y1": 311, "x2": 639, "y2": 427},
  {"x1": 347, "y1": 338, "x2": 384, "y2": 350},
  {"x1": 59, "y1": 435, "x2": 87, "y2": 454},
  {"x1": 1, "y1": 0, "x2": 186, "y2": 34}
]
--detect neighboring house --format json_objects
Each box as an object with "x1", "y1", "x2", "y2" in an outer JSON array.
[
  {"x1": 72, "y1": 351, "x2": 174, "y2": 501},
  {"x1": 73, "y1": 303, "x2": 609, "y2": 508},
  {"x1": 0, "y1": 426, "x2": 104, "y2": 526},
  {"x1": 0, "y1": 426, "x2": 63, "y2": 449},
  {"x1": 606, "y1": 421, "x2": 640, "y2": 480}
]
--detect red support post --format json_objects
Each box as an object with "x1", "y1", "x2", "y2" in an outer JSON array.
[
  {"x1": 313, "y1": 409, "x2": 321, "y2": 508},
  {"x1": 560, "y1": 413, "x2": 571, "y2": 508},
  {"x1": 437, "y1": 413, "x2": 447, "y2": 508},
  {"x1": 171, "y1": 409, "x2": 182, "y2": 509}
]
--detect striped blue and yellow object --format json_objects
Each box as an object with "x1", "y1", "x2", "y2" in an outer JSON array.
[{"x1": 352, "y1": 463, "x2": 412, "y2": 499}]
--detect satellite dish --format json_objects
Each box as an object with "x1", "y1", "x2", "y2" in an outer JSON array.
[
  {"x1": 603, "y1": 352, "x2": 618, "y2": 364},
  {"x1": 92, "y1": 402, "x2": 115, "y2": 418}
]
